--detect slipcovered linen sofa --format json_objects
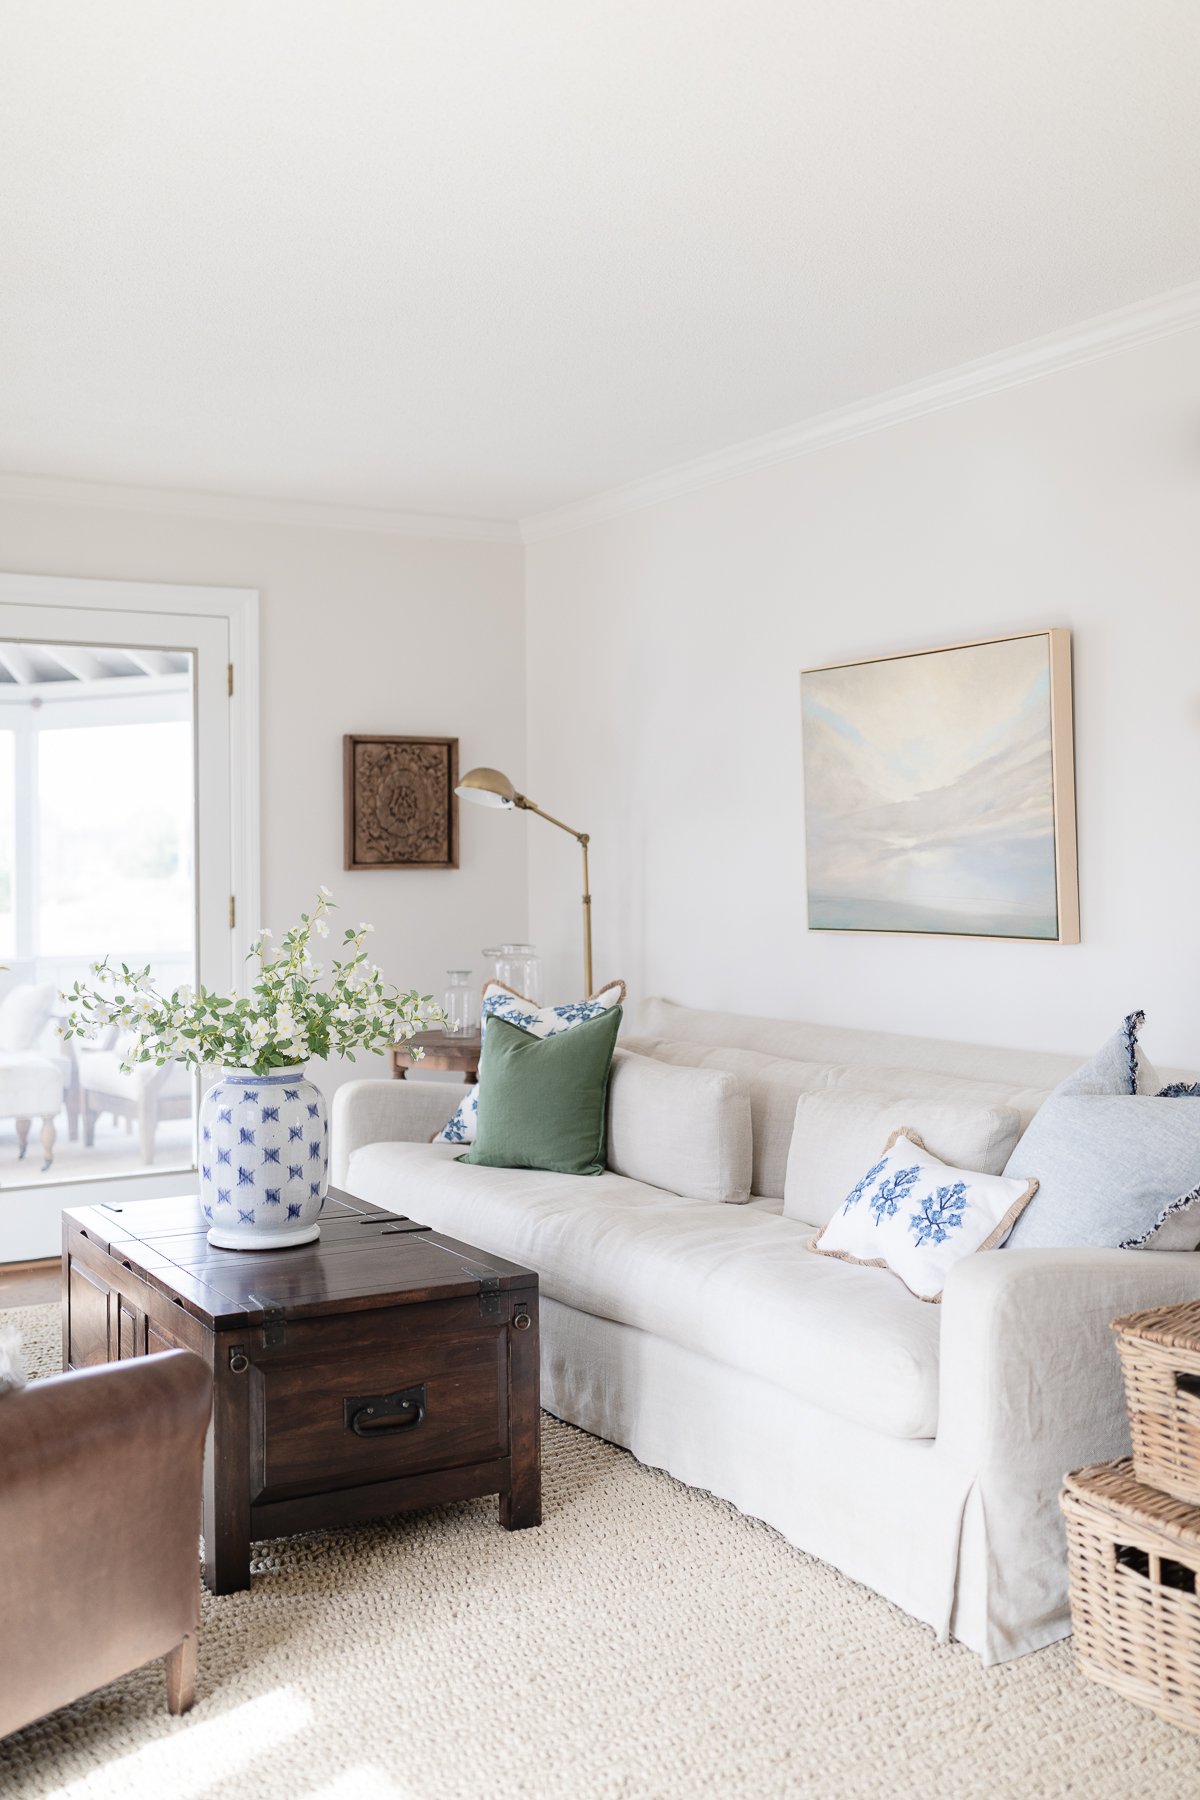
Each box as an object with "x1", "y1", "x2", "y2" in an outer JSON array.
[{"x1": 333, "y1": 998, "x2": 1200, "y2": 1665}]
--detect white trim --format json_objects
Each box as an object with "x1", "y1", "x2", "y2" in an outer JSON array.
[
  {"x1": 520, "y1": 280, "x2": 1200, "y2": 542},
  {"x1": 0, "y1": 571, "x2": 261, "y2": 974},
  {"x1": 226, "y1": 589, "x2": 261, "y2": 978},
  {"x1": 0, "y1": 471, "x2": 521, "y2": 544}
]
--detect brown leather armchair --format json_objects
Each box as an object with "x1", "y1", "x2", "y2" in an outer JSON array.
[{"x1": 0, "y1": 1348, "x2": 212, "y2": 1739}]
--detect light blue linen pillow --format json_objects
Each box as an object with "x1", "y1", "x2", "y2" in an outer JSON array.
[
  {"x1": 1051, "y1": 1008, "x2": 1161, "y2": 1099},
  {"x1": 1004, "y1": 1012, "x2": 1200, "y2": 1250}
]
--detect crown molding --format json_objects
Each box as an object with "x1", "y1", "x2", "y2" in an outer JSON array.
[
  {"x1": 521, "y1": 281, "x2": 1200, "y2": 543},
  {"x1": 0, "y1": 470, "x2": 522, "y2": 544},
  {"x1": 3, "y1": 282, "x2": 1198, "y2": 548}
]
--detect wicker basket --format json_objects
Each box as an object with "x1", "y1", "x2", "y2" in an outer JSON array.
[
  {"x1": 1112, "y1": 1300, "x2": 1200, "y2": 1507},
  {"x1": 1062, "y1": 1458, "x2": 1200, "y2": 1732}
]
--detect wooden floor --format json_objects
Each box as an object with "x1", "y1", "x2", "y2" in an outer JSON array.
[{"x1": 0, "y1": 1259, "x2": 59, "y2": 1309}]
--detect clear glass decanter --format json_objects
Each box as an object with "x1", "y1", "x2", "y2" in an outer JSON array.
[
  {"x1": 442, "y1": 970, "x2": 478, "y2": 1033},
  {"x1": 483, "y1": 943, "x2": 542, "y2": 1003}
]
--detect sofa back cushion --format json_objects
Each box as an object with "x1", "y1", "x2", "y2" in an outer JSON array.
[
  {"x1": 623, "y1": 1035, "x2": 1047, "y2": 1200},
  {"x1": 631, "y1": 997, "x2": 1086, "y2": 1093},
  {"x1": 606, "y1": 1049, "x2": 752, "y2": 1204},
  {"x1": 621, "y1": 1038, "x2": 835, "y2": 1199},
  {"x1": 830, "y1": 1062, "x2": 1051, "y2": 1130},
  {"x1": 783, "y1": 1091, "x2": 1024, "y2": 1227},
  {"x1": 0, "y1": 984, "x2": 55, "y2": 1052}
]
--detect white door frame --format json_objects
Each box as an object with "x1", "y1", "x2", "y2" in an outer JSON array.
[
  {"x1": 0, "y1": 572, "x2": 260, "y2": 967},
  {"x1": 0, "y1": 572, "x2": 259, "y2": 1257}
]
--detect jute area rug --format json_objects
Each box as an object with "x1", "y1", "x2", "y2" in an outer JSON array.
[{"x1": 3, "y1": 1303, "x2": 1199, "y2": 1800}]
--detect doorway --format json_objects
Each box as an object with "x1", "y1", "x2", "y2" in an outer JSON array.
[{"x1": 0, "y1": 577, "x2": 258, "y2": 1260}]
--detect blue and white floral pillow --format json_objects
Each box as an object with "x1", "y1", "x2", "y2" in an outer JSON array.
[
  {"x1": 808, "y1": 1128, "x2": 1038, "y2": 1303},
  {"x1": 435, "y1": 979, "x2": 626, "y2": 1146}
]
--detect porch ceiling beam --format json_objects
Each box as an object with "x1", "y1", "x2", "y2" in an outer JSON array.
[
  {"x1": 43, "y1": 645, "x2": 107, "y2": 681},
  {"x1": 125, "y1": 649, "x2": 176, "y2": 675},
  {"x1": 0, "y1": 644, "x2": 38, "y2": 683}
]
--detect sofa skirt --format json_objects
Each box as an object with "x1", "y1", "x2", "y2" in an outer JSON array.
[{"x1": 538, "y1": 1297, "x2": 1067, "y2": 1665}]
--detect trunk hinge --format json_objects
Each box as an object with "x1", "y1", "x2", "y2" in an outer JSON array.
[
  {"x1": 252, "y1": 1300, "x2": 287, "y2": 1348},
  {"x1": 479, "y1": 1275, "x2": 501, "y2": 1317}
]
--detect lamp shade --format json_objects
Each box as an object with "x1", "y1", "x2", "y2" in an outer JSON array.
[{"x1": 456, "y1": 766, "x2": 518, "y2": 809}]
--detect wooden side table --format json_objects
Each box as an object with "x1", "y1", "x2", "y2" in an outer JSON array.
[{"x1": 392, "y1": 1030, "x2": 482, "y2": 1083}]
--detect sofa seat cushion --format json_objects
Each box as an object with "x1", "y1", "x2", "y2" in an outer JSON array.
[{"x1": 347, "y1": 1141, "x2": 941, "y2": 1438}]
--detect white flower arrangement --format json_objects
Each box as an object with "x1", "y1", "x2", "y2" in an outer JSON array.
[{"x1": 63, "y1": 890, "x2": 444, "y2": 1077}]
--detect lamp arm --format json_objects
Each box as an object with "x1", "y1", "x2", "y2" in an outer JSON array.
[
  {"x1": 514, "y1": 794, "x2": 588, "y2": 846},
  {"x1": 514, "y1": 794, "x2": 594, "y2": 995}
]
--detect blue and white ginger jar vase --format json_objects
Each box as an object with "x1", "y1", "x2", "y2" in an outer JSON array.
[{"x1": 199, "y1": 1065, "x2": 329, "y2": 1250}]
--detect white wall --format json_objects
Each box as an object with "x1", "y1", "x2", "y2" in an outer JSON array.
[
  {"x1": 525, "y1": 326, "x2": 1200, "y2": 1066},
  {"x1": 0, "y1": 495, "x2": 526, "y2": 1093}
]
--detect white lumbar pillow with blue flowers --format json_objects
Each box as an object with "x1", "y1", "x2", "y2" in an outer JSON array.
[
  {"x1": 435, "y1": 978, "x2": 626, "y2": 1146},
  {"x1": 808, "y1": 1127, "x2": 1038, "y2": 1303}
]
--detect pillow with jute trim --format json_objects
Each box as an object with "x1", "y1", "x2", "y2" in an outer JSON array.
[
  {"x1": 808, "y1": 1128, "x2": 1037, "y2": 1303},
  {"x1": 434, "y1": 978, "x2": 626, "y2": 1146}
]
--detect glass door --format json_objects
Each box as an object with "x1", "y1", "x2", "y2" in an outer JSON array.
[{"x1": 0, "y1": 602, "x2": 233, "y2": 1259}]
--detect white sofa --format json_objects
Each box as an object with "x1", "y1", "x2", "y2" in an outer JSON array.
[{"x1": 332, "y1": 997, "x2": 1200, "y2": 1665}]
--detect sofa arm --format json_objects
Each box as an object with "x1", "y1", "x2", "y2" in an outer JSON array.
[
  {"x1": 331, "y1": 1078, "x2": 459, "y2": 1186},
  {"x1": 938, "y1": 1247, "x2": 1200, "y2": 1475}
]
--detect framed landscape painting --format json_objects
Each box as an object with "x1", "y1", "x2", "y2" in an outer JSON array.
[{"x1": 800, "y1": 630, "x2": 1078, "y2": 942}]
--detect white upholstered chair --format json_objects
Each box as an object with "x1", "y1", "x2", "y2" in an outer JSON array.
[
  {"x1": 0, "y1": 983, "x2": 64, "y2": 1171},
  {"x1": 77, "y1": 1032, "x2": 193, "y2": 1164}
]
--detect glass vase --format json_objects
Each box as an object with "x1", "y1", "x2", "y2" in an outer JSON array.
[
  {"x1": 443, "y1": 970, "x2": 478, "y2": 1033},
  {"x1": 485, "y1": 943, "x2": 542, "y2": 1003}
]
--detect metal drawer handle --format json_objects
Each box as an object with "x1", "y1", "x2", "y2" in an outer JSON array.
[{"x1": 344, "y1": 1384, "x2": 427, "y2": 1438}]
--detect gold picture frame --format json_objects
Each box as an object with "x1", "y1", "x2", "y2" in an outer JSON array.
[{"x1": 800, "y1": 629, "x2": 1079, "y2": 943}]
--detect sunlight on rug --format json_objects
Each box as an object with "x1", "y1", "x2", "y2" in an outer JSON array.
[{"x1": 3, "y1": 1302, "x2": 1199, "y2": 1800}]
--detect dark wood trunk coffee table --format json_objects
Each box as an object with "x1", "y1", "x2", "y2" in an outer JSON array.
[{"x1": 62, "y1": 1188, "x2": 540, "y2": 1593}]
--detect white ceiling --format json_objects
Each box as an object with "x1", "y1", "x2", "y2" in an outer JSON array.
[{"x1": 2, "y1": 2, "x2": 1198, "y2": 527}]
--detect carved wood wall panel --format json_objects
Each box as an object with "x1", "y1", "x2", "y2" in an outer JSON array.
[{"x1": 343, "y1": 735, "x2": 459, "y2": 869}]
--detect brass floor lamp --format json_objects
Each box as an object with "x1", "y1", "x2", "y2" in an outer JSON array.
[{"x1": 455, "y1": 767, "x2": 593, "y2": 995}]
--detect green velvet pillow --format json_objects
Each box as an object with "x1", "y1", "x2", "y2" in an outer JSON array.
[{"x1": 458, "y1": 1006, "x2": 623, "y2": 1176}]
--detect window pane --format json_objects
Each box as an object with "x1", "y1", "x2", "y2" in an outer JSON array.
[
  {"x1": 38, "y1": 721, "x2": 194, "y2": 958},
  {"x1": 0, "y1": 732, "x2": 13, "y2": 958},
  {"x1": 0, "y1": 642, "x2": 197, "y2": 1190}
]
